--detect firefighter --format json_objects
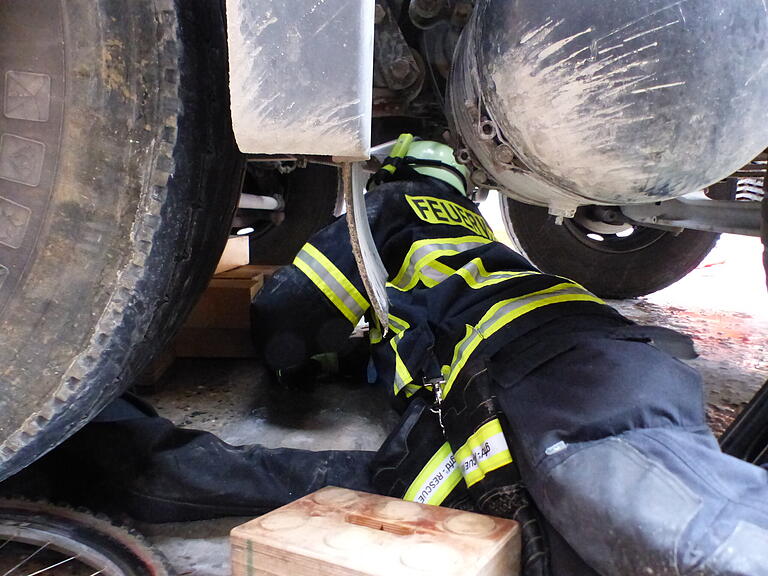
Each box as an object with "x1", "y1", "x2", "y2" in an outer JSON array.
[
  {"x1": 6, "y1": 136, "x2": 766, "y2": 575},
  {"x1": 251, "y1": 135, "x2": 768, "y2": 576}
]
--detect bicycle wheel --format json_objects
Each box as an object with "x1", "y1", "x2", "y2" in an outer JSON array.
[{"x1": 0, "y1": 500, "x2": 170, "y2": 576}]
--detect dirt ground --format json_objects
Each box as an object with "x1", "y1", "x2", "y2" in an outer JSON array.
[{"x1": 137, "y1": 227, "x2": 767, "y2": 575}]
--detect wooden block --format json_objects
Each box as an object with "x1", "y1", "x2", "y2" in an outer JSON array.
[
  {"x1": 173, "y1": 327, "x2": 257, "y2": 358},
  {"x1": 184, "y1": 276, "x2": 264, "y2": 330},
  {"x1": 231, "y1": 487, "x2": 520, "y2": 576},
  {"x1": 214, "y1": 264, "x2": 282, "y2": 280},
  {"x1": 171, "y1": 274, "x2": 263, "y2": 358},
  {"x1": 214, "y1": 236, "x2": 250, "y2": 275}
]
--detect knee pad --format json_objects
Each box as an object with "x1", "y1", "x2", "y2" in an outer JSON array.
[
  {"x1": 694, "y1": 521, "x2": 768, "y2": 575},
  {"x1": 541, "y1": 437, "x2": 768, "y2": 575},
  {"x1": 540, "y1": 437, "x2": 702, "y2": 575}
]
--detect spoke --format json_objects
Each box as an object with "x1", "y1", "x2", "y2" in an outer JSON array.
[
  {"x1": 24, "y1": 556, "x2": 77, "y2": 576},
  {"x1": 2, "y1": 543, "x2": 50, "y2": 576},
  {"x1": 0, "y1": 538, "x2": 11, "y2": 552},
  {"x1": 88, "y1": 571, "x2": 104, "y2": 576}
]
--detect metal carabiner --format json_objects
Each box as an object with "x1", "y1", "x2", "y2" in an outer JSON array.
[{"x1": 425, "y1": 375, "x2": 447, "y2": 437}]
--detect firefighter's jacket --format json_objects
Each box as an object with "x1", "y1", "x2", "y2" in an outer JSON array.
[{"x1": 252, "y1": 177, "x2": 625, "y2": 509}]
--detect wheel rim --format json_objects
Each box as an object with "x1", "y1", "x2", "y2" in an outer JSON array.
[
  {"x1": 0, "y1": 502, "x2": 168, "y2": 576},
  {"x1": 565, "y1": 206, "x2": 669, "y2": 254},
  {"x1": 0, "y1": 537, "x2": 121, "y2": 576}
]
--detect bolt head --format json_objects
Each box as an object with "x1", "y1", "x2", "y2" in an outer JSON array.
[
  {"x1": 390, "y1": 58, "x2": 413, "y2": 80},
  {"x1": 471, "y1": 170, "x2": 488, "y2": 185},
  {"x1": 494, "y1": 144, "x2": 515, "y2": 165}
]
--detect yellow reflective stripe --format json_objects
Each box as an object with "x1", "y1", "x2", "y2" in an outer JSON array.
[
  {"x1": 391, "y1": 236, "x2": 493, "y2": 290},
  {"x1": 391, "y1": 337, "x2": 414, "y2": 395},
  {"x1": 369, "y1": 312, "x2": 384, "y2": 344},
  {"x1": 294, "y1": 243, "x2": 370, "y2": 325},
  {"x1": 454, "y1": 419, "x2": 513, "y2": 488},
  {"x1": 444, "y1": 283, "x2": 604, "y2": 397},
  {"x1": 423, "y1": 260, "x2": 456, "y2": 286},
  {"x1": 388, "y1": 314, "x2": 414, "y2": 395},
  {"x1": 417, "y1": 261, "x2": 451, "y2": 288},
  {"x1": 369, "y1": 325, "x2": 383, "y2": 344},
  {"x1": 403, "y1": 383, "x2": 422, "y2": 398},
  {"x1": 455, "y1": 259, "x2": 540, "y2": 289},
  {"x1": 388, "y1": 314, "x2": 409, "y2": 335},
  {"x1": 393, "y1": 235, "x2": 492, "y2": 288},
  {"x1": 427, "y1": 258, "x2": 541, "y2": 290},
  {"x1": 404, "y1": 442, "x2": 462, "y2": 506},
  {"x1": 303, "y1": 244, "x2": 370, "y2": 312},
  {"x1": 377, "y1": 312, "x2": 416, "y2": 396}
]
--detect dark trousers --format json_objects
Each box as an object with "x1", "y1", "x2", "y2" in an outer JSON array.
[
  {"x1": 4, "y1": 395, "x2": 376, "y2": 523},
  {"x1": 489, "y1": 336, "x2": 768, "y2": 576}
]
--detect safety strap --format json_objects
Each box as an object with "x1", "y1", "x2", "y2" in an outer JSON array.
[
  {"x1": 368, "y1": 134, "x2": 469, "y2": 195},
  {"x1": 368, "y1": 133, "x2": 414, "y2": 190}
]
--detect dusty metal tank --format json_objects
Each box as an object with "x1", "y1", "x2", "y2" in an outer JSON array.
[{"x1": 449, "y1": 0, "x2": 768, "y2": 216}]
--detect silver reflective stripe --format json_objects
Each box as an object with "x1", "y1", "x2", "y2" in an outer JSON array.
[
  {"x1": 393, "y1": 363, "x2": 408, "y2": 394},
  {"x1": 458, "y1": 260, "x2": 537, "y2": 288},
  {"x1": 391, "y1": 334, "x2": 413, "y2": 394},
  {"x1": 476, "y1": 285, "x2": 593, "y2": 334},
  {"x1": 296, "y1": 250, "x2": 368, "y2": 321},
  {"x1": 421, "y1": 263, "x2": 451, "y2": 284},
  {"x1": 394, "y1": 239, "x2": 489, "y2": 289},
  {"x1": 453, "y1": 327, "x2": 483, "y2": 381},
  {"x1": 389, "y1": 314, "x2": 409, "y2": 334}
]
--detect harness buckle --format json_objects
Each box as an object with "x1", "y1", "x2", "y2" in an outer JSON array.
[{"x1": 425, "y1": 375, "x2": 447, "y2": 437}]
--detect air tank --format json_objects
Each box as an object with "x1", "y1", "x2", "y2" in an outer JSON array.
[{"x1": 449, "y1": 0, "x2": 768, "y2": 216}]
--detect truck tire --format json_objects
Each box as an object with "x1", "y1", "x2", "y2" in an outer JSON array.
[
  {"x1": 720, "y1": 379, "x2": 768, "y2": 466},
  {"x1": 0, "y1": 0, "x2": 243, "y2": 482},
  {"x1": 501, "y1": 198, "x2": 719, "y2": 299}
]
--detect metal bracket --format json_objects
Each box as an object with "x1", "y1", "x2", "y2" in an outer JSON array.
[{"x1": 621, "y1": 195, "x2": 762, "y2": 237}]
